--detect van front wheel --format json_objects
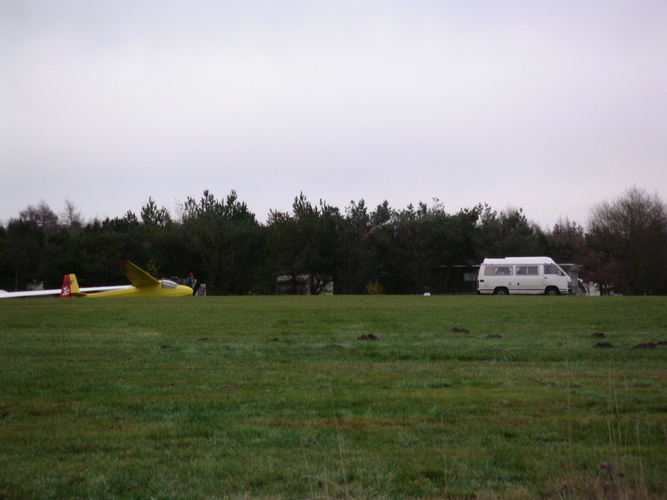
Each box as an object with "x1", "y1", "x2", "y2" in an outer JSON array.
[
  {"x1": 494, "y1": 287, "x2": 509, "y2": 295},
  {"x1": 545, "y1": 287, "x2": 560, "y2": 296}
]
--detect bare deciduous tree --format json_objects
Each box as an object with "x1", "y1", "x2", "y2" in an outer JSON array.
[
  {"x1": 61, "y1": 199, "x2": 84, "y2": 234},
  {"x1": 19, "y1": 200, "x2": 60, "y2": 236},
  {"x1": 588, "y1": 187, "x2": 667, "y2": 294}
]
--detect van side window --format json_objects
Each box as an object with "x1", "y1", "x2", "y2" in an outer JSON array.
[
  {"x1": 484, "y1": 266, "x2": 513, "y2": 276},
  {"x1": 516, "y1": 266, "x2": 539, "y2": 276}
]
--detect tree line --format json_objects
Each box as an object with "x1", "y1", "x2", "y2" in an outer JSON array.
[{"x1": 1, "y1": 187, "x2": 666, "y2": 295}]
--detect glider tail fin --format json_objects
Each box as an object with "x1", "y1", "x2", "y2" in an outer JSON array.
[{"x1": 60, "y1": 274, "x2": 87, "y2": 298}]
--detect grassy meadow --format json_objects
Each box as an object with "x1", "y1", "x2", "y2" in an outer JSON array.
[{"x1": 0, "y1": 295, "x2": 666, "y2": 499}]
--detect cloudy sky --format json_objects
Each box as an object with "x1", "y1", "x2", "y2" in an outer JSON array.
[{"x1": 2, "y1": 0, "x2": 666, "y2": 228}]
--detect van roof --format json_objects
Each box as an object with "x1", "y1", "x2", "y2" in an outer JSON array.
[{"x1": 482, "y1": 257, "x2": 556, "y2": 265}]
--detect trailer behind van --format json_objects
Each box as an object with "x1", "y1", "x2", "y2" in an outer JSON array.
[{"x1": 477, "y1": 257, "x2": 571, "y2": 295}]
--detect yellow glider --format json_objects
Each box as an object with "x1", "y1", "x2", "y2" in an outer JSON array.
[{"x1": 61, "y1": 261, "x2": 193, "y2": 298}]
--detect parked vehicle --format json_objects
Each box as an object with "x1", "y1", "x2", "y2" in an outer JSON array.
[{"x1": 476, "y1": 257, "x2": 571, "y2": 295}]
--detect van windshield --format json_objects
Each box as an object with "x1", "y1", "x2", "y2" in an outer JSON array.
[{"x1": 544, "y1": 265, "x2": 565, "y2": 276}]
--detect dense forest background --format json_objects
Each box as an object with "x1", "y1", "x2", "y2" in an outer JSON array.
[{"x1": 2, "y1": 187, "x2": 666, "y2": 295}]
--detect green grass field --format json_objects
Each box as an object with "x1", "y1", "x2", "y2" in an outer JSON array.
[{"x1": 1, "y1": 295, "x2": 666, "y2": 499}]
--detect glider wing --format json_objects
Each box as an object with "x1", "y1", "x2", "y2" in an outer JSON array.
[{"x1": 120, "y1": 260, "x2": 160, "y2": 288}]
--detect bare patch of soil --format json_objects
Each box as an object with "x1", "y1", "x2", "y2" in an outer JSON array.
[
  {"x1": 633, "y1": 342, "x2": 656, "y2": 349},
  {"x1": 450, "y1": 327, "x2": 470, "y2": 333}
]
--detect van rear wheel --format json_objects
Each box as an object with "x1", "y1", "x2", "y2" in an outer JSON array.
[
  {"x1": 545, "y1": 287, "x2": 559, "y2": 296},
  {"x1": 494, "y1": 287, "x2": 509, "y2": 295}
]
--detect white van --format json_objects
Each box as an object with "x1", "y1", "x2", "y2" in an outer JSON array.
[{"x1": 477, "y1": 257, "x2": 571, "y2": 295}]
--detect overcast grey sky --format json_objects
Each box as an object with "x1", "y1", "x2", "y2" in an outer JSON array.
[{"x1": 2, "y1": 0, "x2": 666, "y2": 228}]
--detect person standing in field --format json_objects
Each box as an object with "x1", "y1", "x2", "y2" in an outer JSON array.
[{"x1": 185, "y1": 272, "x2": 197, "y2": 295}]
